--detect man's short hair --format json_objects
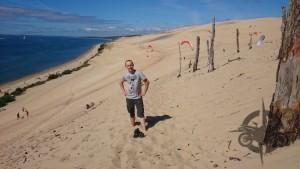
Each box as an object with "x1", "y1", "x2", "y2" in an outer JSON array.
[{"x1": 125, "y1": 60, "x2": 134, "y2": 66}]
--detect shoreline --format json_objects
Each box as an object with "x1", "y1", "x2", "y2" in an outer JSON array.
[{"x1": 0, "y1": 43, "x2": 101, "y2": 93}]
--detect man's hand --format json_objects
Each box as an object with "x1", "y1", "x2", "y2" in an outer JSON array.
[
  {"x1": 139, "y1": 92, "x2": 146, "y2": 97},
  {"x1": 119, "y1": 80, "x2": 127, "y2": 96},
  {"x1": 140, "y1": 78, "x2": 150, "y2": 97}
]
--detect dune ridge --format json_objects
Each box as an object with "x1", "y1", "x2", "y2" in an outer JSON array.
[{"x1": 1, "y1": 17, "x2": 300, "y2": 169}]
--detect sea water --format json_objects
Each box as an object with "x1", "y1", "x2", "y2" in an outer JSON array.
[{"x1": 0, "y1": 35, "x2": 110, "y2": 85}]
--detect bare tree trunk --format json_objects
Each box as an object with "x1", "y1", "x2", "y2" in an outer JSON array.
[
  {"x1": 207, "y1": 40, "x2": 210, "y2": 66},
  {"x1": 263, "y1": 0, "x2": 300, "y2": 148},
  {"x1": 208, "y1": 17, "x2": 216, "y2": 72},
  {"x1": 177, "y1": 42, "x2": 182, "y2": 77},
  {"x1": 193, "y1": 36, "x2": 200, "y2": 72},
  {"x1": 248, "y1": 33, "x2": 253, "y2": 49},
  {"x1": 281, "y1": 6, "x2": 287, "y2": 38},
  {"x1": 207, "y1": 40, "x2": 210, "y2": 58},
  {"x1": 278, "y1": 6, "x2": 288, "y2": 59},
  {"x1": 237, "y1": 28, "x2": 240, "y2": 53}
]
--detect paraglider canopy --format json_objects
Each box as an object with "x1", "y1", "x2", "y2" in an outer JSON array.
[
  {"x1": 180, "y1": 40, "x2": 193, "y2": 51},
  {"x1": 249, "y1": 31, "x2": 260, "y2": 36},
  {"x1": 256, "y1": 35, "x2": 265, "y2": 46},
  {"x1": 147, "y1": 44, "x2": 153, "y2": 53}
]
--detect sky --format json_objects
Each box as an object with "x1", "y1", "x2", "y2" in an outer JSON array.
[{"x1": 0, "y1": 0, "x2": 289, "y2": 37}]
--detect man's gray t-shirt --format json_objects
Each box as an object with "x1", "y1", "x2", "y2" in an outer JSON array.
[{"x1": 122, "y1": 70, "x2": 146, "y2": 99}]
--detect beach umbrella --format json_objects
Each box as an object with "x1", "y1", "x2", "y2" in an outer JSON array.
[
  {"x1": 256, "y1": 35, "x2": 265, "y2": 46},
  {"x1": 180, "y1": 40, "x2": 194, "y2": 51}
]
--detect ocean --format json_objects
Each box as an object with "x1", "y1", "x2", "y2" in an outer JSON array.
[{"x1": 0, "y1": 35, "x2": 110, "y2": 85}]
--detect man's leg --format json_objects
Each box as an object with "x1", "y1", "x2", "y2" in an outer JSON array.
[
  {"x1": 140, "y1": 117, "x2": 147, "y2": 131},
  {"x1": 130, "y1": 116, "x2": 135, "y2": 127},
  {"x1": 136, "y1": 98, "x2": 147, "y2": 131},
  {"x1": 126, "y1": 99, "x2": 135, "y2": 127}
]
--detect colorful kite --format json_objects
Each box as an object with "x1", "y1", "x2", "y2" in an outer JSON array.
[
  {"x1": 256, "y1": 35, "x2": 265, "y2": 46},
  {"x1": 180, "y1": 40, "x2": 194, "y2": 51}
]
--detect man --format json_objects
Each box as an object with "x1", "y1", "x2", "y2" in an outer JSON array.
[{"x1": 119, "y1": 60, "x2": 150, "y2": 131}]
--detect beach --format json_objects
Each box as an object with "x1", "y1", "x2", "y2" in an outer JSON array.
[
  {"x1": 0, "y1": 43, "x2": 101, "y2": 94},
  {"x1": 1, "y1": 17, "x2": 300, "y2": 169}
]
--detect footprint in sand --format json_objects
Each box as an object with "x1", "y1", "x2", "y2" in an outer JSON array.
[
  {"x1": 81, "y1": 134, "x2": 91, "y2": 142},
  {"x1": 60, "y1": 154, "x2": 70, "y2": 162},
  {"x1": 88, "y1": 153, "x2": 94, "y2": 158},
  {"x1": 71, "y1": 144, "x2": 79, "y2": 150}
]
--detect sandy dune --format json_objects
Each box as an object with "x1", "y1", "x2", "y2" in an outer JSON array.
[{"x1": 1, "y1": 17, "x2": 300, "y2": 169}]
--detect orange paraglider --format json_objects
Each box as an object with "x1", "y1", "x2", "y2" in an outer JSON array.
[
  {"x1": 249, "y1": 31, "x2": 261, "y2": 36},
  {"x1": 180, "y1": 40, "x2": 193, "y2": 51},
  {"x1": 147, "y1": 44, "x2": 153, "y2": 52}
]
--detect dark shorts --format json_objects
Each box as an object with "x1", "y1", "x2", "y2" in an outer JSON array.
[{"x1": 126, "y1": 98, "x2": 144, "y2": 118}]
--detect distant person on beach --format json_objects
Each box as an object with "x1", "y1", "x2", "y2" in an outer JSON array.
[
  {"x1": 119, "y1": 60, "x2": 150, "y2": 131},
  {"x1": 22, "y1": 107, "x2": 30, "y2": 117}
]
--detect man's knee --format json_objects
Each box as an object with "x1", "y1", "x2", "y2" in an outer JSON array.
[{"x1": 129, "y1": 112, "x2": 135, "y2": 118}]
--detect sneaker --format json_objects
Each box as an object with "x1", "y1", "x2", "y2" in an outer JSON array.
[
  {"x1": 133, "y1": 128, "x2": 140, "y2": 138},
  {"x1": 133, "y1": 128, "x2": 145, "y2": 138}
]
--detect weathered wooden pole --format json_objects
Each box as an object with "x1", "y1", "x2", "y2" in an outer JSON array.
[
  {"x1": 193, "y1": 36, "x2": 200, "y2": 72},
  {"x1": 207, "y1": 40, "x2": 210, "y2": 64},
  {"x1": 263, "y1": 0, "x2": 300, "y2": 148},
  {"x1": 236, "y1": 28, "x2": 240, "y2": 53},
  {"x1": 208, "y1": 17, "x2": 215, "y2": 72},
  {"x1": 177, "y1": 42, "x2": 182, "y2": 77},
  {"x1": 248, "y1": 33, "x2": 253, "y2": 49}
]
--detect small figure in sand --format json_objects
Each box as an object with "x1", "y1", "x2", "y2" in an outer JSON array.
[
  {"x1": 119, "y1": 60, "x2": 150, "y2": 132},
  {"x1": 86, "y1": 102, "x2": 95, "y2": 109},
  {"x1": 22, "y1": 107, "x2": 29, "y2": 117},
  {"x1": 17, "y1": 112, "x2": 20, "y2": 119}
]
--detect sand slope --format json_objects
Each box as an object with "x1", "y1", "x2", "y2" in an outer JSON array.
[{"x1": 1, "y1": 17, "x2": 300, "y2": 169}]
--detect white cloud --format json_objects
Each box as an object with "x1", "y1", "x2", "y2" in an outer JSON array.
[
  {"x1": 82, "y1": 27, "x2": 99, "y2": 32},
  {"x1": 0, "y1": 5, "x2": 120, "y2": 24}
]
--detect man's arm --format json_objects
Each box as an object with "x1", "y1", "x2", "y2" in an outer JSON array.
[
  {"x1": 140, "y1": 78, "x2": 150, "y2": 96},
  {"x1": 119, "y1": 80, "x2": 127, "y2": 96}
]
